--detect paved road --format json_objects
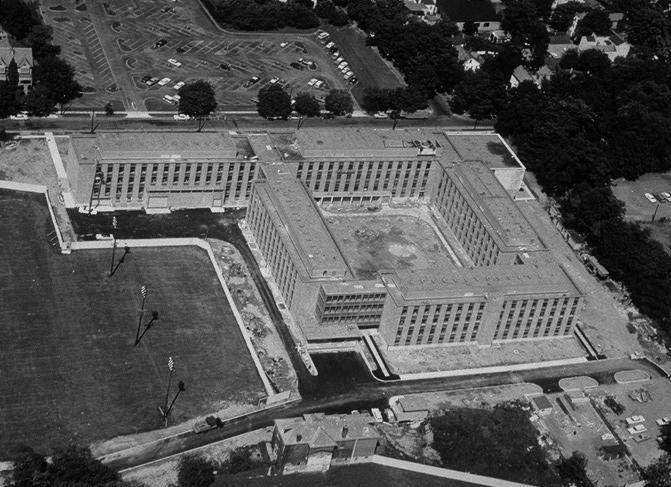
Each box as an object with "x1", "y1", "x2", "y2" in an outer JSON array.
[
  {"x1": 1, "y1": 115, "x2": 490, "y2": 133},
  {"x1": 107, "y1": 356, "x2": 661, "y2": 471}
]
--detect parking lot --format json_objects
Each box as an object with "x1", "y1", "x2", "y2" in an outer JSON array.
[
  {"x1": 612, "y1": 173, "x2": 671, "y2": 222},
  {"x1": 39, "y1": 0, "x2": 396, "y2": 112}
]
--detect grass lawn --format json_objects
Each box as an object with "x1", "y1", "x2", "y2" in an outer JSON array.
[{"x1": 0, "y1": 189, "x2": 264, "y2": 456}]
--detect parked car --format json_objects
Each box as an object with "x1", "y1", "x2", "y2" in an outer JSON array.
[
  {"x1": 141, "y1": 75, "x2": 152, "y2": 84},
  {"x1": 157, "y1": 77, "x2": 171, "y2": 86},
  {"x1": 218, "y1": 63, "x2": 231, "y2": 70},
  {"x1": 627, "y1": 424, "x2": 647, "y2": 435},
  {"x1": 9, "y1": 112, "x2": 28, "y2": 120},
  {"x1": 243, "y1": 76, "x2": 261, "y2": 88},
  {"x1": 645, "y1": 193, "x2": 657, "y2": 203},
  {"x1": 167, "y1": 58, "x2": 182, "y2": 67},
  {"x1": 173, "y1": 81, "x2": 185, "y2": 90},
  {"x1": 308, "y1": 78, "x2": 319, "y2": 87},
  {"x1": 661, "y1": 192, "x2": 671, "y2": 202},
  {"x1": 626, "y1": 415, "x2": 645, "y2": 425},
  {"x1": 145, "y1": 77, "x2": 159, "y2": 86},
  {"x1": 173, "y1": 114, "x2": 190, "y2": 120},
  {"x1": 374, "y1": 112, "x2": 388, "y2": 119},
  {"x1": 162, "y1": 94, "x2": 177, "y2": 104},
  {"x1": 152, "y1": 39, "x2": 168, "y2": 49},
  {"x1": 270, "y1": 77, "x2": 279, "y2": 84},
  {"x1": 317, "y1": 31, "x2": 329, "y2": 40},
  {"x1": 655, "y1": 193, "x2": 667, "y2": 203},
  {"x1": 314, "y1": 80, "x2": 324, "y2": 89},
  {"x1": 344, "y1": 72, "x2": 353, "y2": 80},
  {"x1": 280, "y1": 41, "x2": 289, "y2": 48},
  {"x1": 290, "y1": 62, "x2": 304, "y2": 70},
  {"x1": 326, "y1": 41, "x2": 335, "y2": 49},
  {"x1": 655, "y1": 417, "x2": 671, "y2": 426},
  {"x1": 331, "y1": 52, "x2": 340, "y2": 60},
  {"x1": 348, "y1": 76, "x2": 358, "y2": 85}
]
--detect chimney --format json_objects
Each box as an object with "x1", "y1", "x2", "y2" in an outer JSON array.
[
  {"x1": 296, "y1": 434, "x2": 302, "y2": 442},
  {"x1": 342, "y1": 426, "x2": 348, "y2": 438}
]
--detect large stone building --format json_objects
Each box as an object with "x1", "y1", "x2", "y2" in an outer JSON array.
[{"x1": 64, "y1": 128, "x2": 583, "y2": 351}]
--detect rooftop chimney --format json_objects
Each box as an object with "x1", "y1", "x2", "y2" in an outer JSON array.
[{"x1": 342, "y1": 426, "x2": 349, "y2": 438}]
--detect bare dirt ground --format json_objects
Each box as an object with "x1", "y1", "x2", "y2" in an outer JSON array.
[{"x1": 210, "y1": 240, "x2": 298, "y2": 394}]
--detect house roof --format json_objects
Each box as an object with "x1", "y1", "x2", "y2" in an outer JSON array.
[
  {"x1": 275, "y1": 413, "x2": 379, "y2": 448},
  {"x1": 436, "y1": 0, "x2": 499, "y2": 22},
  {"x1": 0, "y1": 47, "x2": 33, "y2": 68},
  {"x1": 511, "y1": 65, "x2": 533, "y2": 82}
]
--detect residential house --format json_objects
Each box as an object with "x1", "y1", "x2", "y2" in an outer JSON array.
[
  {"x1": 389, "y1": 395, "x2": 429, "y2": 422},
  {"x1": 436, "y1": 0, "x2": 501, "y2": 32},
  {"x1": 456, "y1": 45, "x2": 485, "y2": 71},
  {"x1": 547, "y1": 33, "x2": 574, "y2": 60},
  {"x1": 577, "y1": 33, "x2": 631, "y2": 61},
  {"x1": 509, "y1": 64, "x2": 553, "y2": 88},
  {"x1": 0, "y1": 46, "x2": 34, "y2": 93},
  {"x1": 404, "y1": 0, "x2": 438, "y2": 16},
  {"x1": 552, "y1": 0, "x2": 601, "y2": 10},
  {"x1": 272, "y1": 412, "x2": 380, "y2": 473}
]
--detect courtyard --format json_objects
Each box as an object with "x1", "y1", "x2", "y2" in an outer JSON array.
[
  {"x1": 325, "y1": 213, "x2": 457, "y2": 280},
  {"x1": 0, "y1": 189, "x2": 265, "y2": 455},
  {"x1": 38, "y1": 0, "x2": 394, "y2": 111}
]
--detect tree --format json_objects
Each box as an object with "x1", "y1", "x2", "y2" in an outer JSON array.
[
  {"x1": 641, "y1": 454, "x2": 671, "y2": 487},
  {"x1": 501, "y1": 0, "x2": 538, "y2": 42},
  {"x1": 10, "y1": 445, "x2": 48, "y2": 487},
  {"x1": 25, "y1": 24, "x2": 60, "y2": 60},
  {"x1": 482, "y1": 44, "x2": 523, "y2": 79},
  {"x1": 660, "y1": 424, "x2": 671, "y2": 454},
  {"x1": 293, "y1": 92, "x2": 320, "y2": 117},
  {"x1": 363, "y1": 88, "x2": 392, "y2": 113},
  {"x1": 560, "y1": 49, "x2": 610, "y2": 75},
  {"x1": 462, "y1": 20, "x2": 478, "y2": 36},
  {"x1": 555, "y1": 451, "x2": 595, "y2": 487},
  {"x1": 549, "y1": 1, "x2": 590, "y2": 32},
  {"x1": 25, "y1": 85, "x2": 56, "y2": 117},
  {"x1": 450, "y1": 70, "x2": 507, "y2": 126},
  {"x1": 560, "y1": 183, "x2": 624, "y2": 237},
  {"x1": 177, "y1": 80, "x2": 217, "y2": 131},
  {"x1": 257, "y1": 84, "x2": 292, "y2": 119},
  {"x1": 626, "y1": 7, "x2": 671, "y2": 59},
  {"x1": 0, "y1": 81, "x2": 20, "y2": 118},
  {"x1": 177, "y1": 455, "x2": 216, "y2": 487},
  {"x1": 574, "y1": 9, "x2": 612, "y2": 38},
  {"x1": 32, "y1": 55, "x2": 82, "y2": 113},
  {"x1": 0, "y1": 0, "x2": 38, "y2": 40},
  {"x1": 7, "y1": 59, "x2": 19, "y2": 89},
  {"x1": 325, "y1": 89, "x2": 353, "y2": 115}
]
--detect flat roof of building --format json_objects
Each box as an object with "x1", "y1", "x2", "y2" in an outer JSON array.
[
  {"x1": 257, "y1": 164, "x2": 349, "y2": 278},
  {"x1": 383, "y1": 261, "x2": 580, "y2": 301},
  {"x1": 443, "y1": 133, "x2": 521, "y2": 169},
  {"x1": 73, "y1": 132, "x2": 238, "y2": 161},
  {"x1": 448, "y1": 162, "x2": 542, "y2": 250}
]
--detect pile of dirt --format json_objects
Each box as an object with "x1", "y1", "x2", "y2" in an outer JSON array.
[{"x1": 354, "y1": 226, "x2": 382, "y2": 242}]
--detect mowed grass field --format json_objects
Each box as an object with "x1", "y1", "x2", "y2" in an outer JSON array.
[{"x1": 0, "y1": 190, "x2": 264, "y2": 455}]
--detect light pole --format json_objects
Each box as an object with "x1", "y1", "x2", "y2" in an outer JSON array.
[
  {"x1": 163, "y1": 380, "x2": 186, "y2": 427},
  {"x1": 160, "y1": 356, "x2": 175, "y2": 424},
  {"x1": 135, "y1": 311, "x2": 159, "y2": 346},
  {"x1": 109, "y1": 216, "x2": 117, "y2": 277},
  {"x1": 134, "y1": 285, "x2": 148, "y2": 345}
]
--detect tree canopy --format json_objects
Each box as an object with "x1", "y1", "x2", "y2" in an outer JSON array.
[
  {"x1": 177, "y1": 455, "x2": 216, "y2": 487},
  {"x1": 325, "y1": 89, "x2": 353, "y2": 115},
  {"x1": 256, "y1": 84, "x2": 292, "y2": 119},
  {"x1": 178, "y1": 80, "x2": 218, "y2": 130},
  {"x1": 205, "y1": 0, "x2": 319, "y2": 31},
  {"x1": 293, "y1": 92, "x2": 321, "y2": 117}
]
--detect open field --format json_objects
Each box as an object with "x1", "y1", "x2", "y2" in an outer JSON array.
[
  {"x1": 326, "y1": 214, "x2": 454, "y2": 279},
  {"x1": 0, "y1": 189, "x2": 264, "y2": 455},
  {"x1": 40, "y1": 0, "x2": 381, "y2": 111}
]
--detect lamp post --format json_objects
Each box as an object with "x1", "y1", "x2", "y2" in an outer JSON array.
[
  {"x1": 109, "y1": 216, "x2": 117, "y2": 277},
  {"x1": 163, "y1": 380, "x2": 186, "y2": 427},
  {"x1": 161, "y1": 356, "x2": 175, "y2": 424},
  {"x1": 134, "y1": 285, "x2": 148, "y2": 345},
  {"x1": 135, "y1": 311, "x2": 159, "y2": 346}
]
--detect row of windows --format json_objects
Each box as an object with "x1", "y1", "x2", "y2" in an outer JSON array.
[
  {"x1": 93, "y1": 161, "x2": 256, "y2": 203},
  {"x1": 435, "y1": 173, "x2": 498, "y2": 266},
  {"x1": 493, "y1": 297, "x2": 579, "y2": 341},
  {"x1": 296, "y1": 160, "x2": 431, "y2": 197},
  {"x1": 393, "y1": 302, "x2": 484, "y2": 346},
  {"x1": 324, "y1": 293, "x2": 386, "y2": 304},
  {"x1": 248, "y1": 194, "x2": 298, "y2": 306}
]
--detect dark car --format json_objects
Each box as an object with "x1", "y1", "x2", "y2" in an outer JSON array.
[
  {"x1": 153, "y1": 39, "x2": 168, "y2": 49},
  {"x1": 141, "y1": 75, "x2": 152, "y2": 83},
  {"x1": 290, "y1": 62, "x2": 304, "y2": 70},
  {"x1": 218, "y1": 63, "x2": 231, "y2": 71},
  {"x1": 348, "y1": 76, "x2": 358, "y2": 85}
]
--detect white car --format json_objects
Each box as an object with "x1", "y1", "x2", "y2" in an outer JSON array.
[
  {"x1": 374, "y1": 112, "x2": 388, "y2": 119},
  {"x1": 645, "y1": 193, "x2": 657, "y2": 203},
  {"x1": 314, "y1": 80, "x2": 324, "y2": 89},
  {"x1": 308, "y1": 78, "x2": 319, "y2": 87},
  {"x1": 626, "y1": 415, "x2": 645, "y2": 425},
  {"x1": 10, "y1": 113, "x2": 28, "y2": 120},
  {"x1": 157, "y1": 77, "x2": 171, "y2": 86},
  {"x1": 173, "y1": 81, "x2": 185, "y2": 90},
  {"x1": 162, "y1": 94, "x2": 177, "y2": 104},
  {"x1": 627, "y1": 424, "x2": 647, "y2": 435},
  {"x1": 334, "y1": 57, "x2": 344, "y2": 64},
  {"x1": 270, "y1": 77, "x2": 279, "y2": 84},
  {"x1": 371, "y1": 408, "x2": 383, "y2": 423},
  {"x1": 661, "y1": 192, "x2": 671, "y2": 202},
  {"x1": 317, "y1": 31, "x2": 329, "y2": 40},
  {"x1": 338, "y1": 61, "x2": 349, "y2": 69},
  {"x1": 331, "y1": 52, "x2": 340, "y2": 59},
  {"x1": 167, "y1": 58, "x2": 182, "y2": 67},
  {"x1": 344, "y1": 72, "x2": 353, "y2": 80},
  {"x1": 280, "y1": 41, "x2": 289, "y2": 48},
  {"x1": 173, "y1": 113, "x2": 190, "y2": 120},
  {"x1": 656, "y1": 417, "x2": 671, "y2": 426},
  {"x1": 326, "y1": 41, "x2": 335, "y2": 49}
]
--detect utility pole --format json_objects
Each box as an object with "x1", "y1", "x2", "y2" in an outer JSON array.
[
  {"x1": 651, "y1": 203, "x2": 660, "y2": 223},
  {"x1": 160, "y1": 357, "x2": 175, "y2": 425},
  {"x1": 135, "y1": 285, "x2": 148, "y2": 345},
  {"x1": 135, "y1": 311, "x2": 159, "y2": 346},
  {"x1": 163, "y1": 380, "x2": 186, "y2": 427},
  {"x1": 109, "y1": 216, "x2": 117, "y2": 277}
]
